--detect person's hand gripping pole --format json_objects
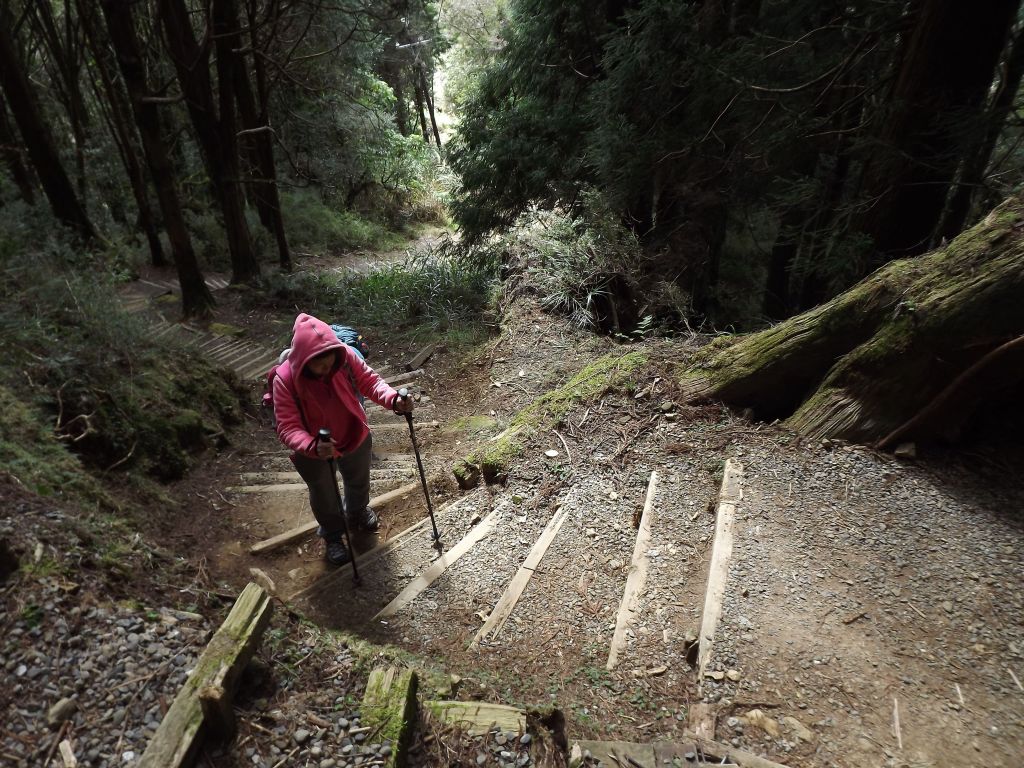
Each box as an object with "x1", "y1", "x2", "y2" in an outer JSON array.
[
  {"x1": 318, "y1": 428, "x2": 361, "y2": 585},
  {"x1": 398, "y1": 388, "x2": 441, "y2": 546}
]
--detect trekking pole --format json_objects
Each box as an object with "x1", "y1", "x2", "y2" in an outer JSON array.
[
  {"x1": 398, "y1": 388, "x2": 441, "y2": 547},
  {"x1": 319, "y1": 428, "x2": 361, "y2": 585}
]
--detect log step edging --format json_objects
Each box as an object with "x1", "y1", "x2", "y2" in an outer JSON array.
[
  {"x1": 138, "y1": 583, "x2": 273, "y2": 767},
  {"x1": 697, "y1": 459, "x2": 743, "y2": 689},
  {"x1": 361, "y1": 667, "x2": 418, "y2": 768}
]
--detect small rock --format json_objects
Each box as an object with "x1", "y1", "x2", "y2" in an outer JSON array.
[
  {"x1": 942, "y1": 600, "x2": 954, "y2": 613},
  {"x1": 294, "y1": 728, "x2": 311, "y2": 745},
  {"x1": 47, "y1": 697, "x2": 77, "y2": 729},
  {"x1": 894, "y1": 442, "x2": 917, "y2": 459},
  {"x1": 742, "y1": 709, "x2": 780, "y2": 738},
  {"x1": 781, "y1": 716, "x2": 816, "y2": 744},
  {"x1": 520, "y1": 733, "x2": 532, "y2": 745},
  {"x1": 726, "y1": 669, "x2": 741, "y2": 681}
]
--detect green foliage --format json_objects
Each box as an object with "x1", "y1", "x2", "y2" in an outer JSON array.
[
  {"x1": 0, "y1": 213, "x2": 244, "y2": 490},
  {"x1": 450, "y1": 0, "x2": 910, "y2": 323},
  {"x1": 280, "y1": 189, "x2": 405, "y2": 253},
  {"x1": 262, "y1": 240, "x2": 497, "y2": 344}
]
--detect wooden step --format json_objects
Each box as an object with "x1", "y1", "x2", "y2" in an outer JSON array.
[
  {"x1": 607, "y1": 470, "x2": 659, "y2": 670},
  {"x1": 249, "y1": 481, "x2": 422, "y2": 555},
  {"x1": 373, "y1": 501, "x2": 510, "y2": 621}
]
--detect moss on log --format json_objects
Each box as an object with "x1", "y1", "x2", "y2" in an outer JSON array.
[
  {"x1": 138, "y1": 583, "x2": 272, "y2": 768},
  {"x1": 681, "y1": 197, "x2": 1024, "y2": 443},
  {"x1": 361, "y1": 666, "x2": 418, "y2": 768}
]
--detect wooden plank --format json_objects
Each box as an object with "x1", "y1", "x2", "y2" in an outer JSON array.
[
  {"x1": 697, "y1": 459, "x2": 743, "y2": 689},
  {"x1": 469, "y1": 505, "x2": 569, "y2": 649},
  {"x1": 607, "y1": 471, "x2": 659, "y2": 670},
  {"x1": 373, "y1": 502, "x2": 508, "y2": 620},
  {"x1": 575, "y1": 741, "x2": 655, "y2": 768},
  {"x1": 425, "y1": 700, "x2": 525, "y2": 736},
  {"x1": 240, "y1": 469, "x2": 414, "y2": 484},
  {"x1": 138, "y1": 583, "x2": 272, "y2": 767},
  {"x1": 362, "y1": 667, "x2": 418, "y2": 768},
  {"x1": 405, "y1": 344, "x2": 435, "y2": 372},
  {"x1": 371, "y1": 420, "x2": 439, "y2": 434},
  {"x1": 687, "y1": 702, "x2": 716, "y2": 742},
  {"x1": 655, "y1": 736, "x2": 792, "y2": 768},
  {"x1": 288, "y1": 493, "x2": 485, "y2": 602},
  {"x1": 385, "y1": 368, "x2": 423, "y2": 387},
  {"x1": 248, "y1": 482, "x2": 422, "y2": 555}
]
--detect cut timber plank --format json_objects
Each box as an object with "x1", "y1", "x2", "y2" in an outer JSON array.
[
  {"x1": 469, "y1": 505, "x2": 569, "y2": 649},
  {"x1": 385, "y1": 368, "x2": 423, "y2": 387},
  {"x1": 372, "y1": 419, "x2": 439, "y2": 433},
  {"x1": 362, "y1": 667, "x2": 418, "y2": 768},
  {"x1": 248, "y1": 482, "x2": 422, "y2": 555},
  {"x1": 138, "y1": 583, "x2": 272, "y2": 768},
  {"x1": 287, "y1": 517, "x2": 434, "y2": 602},
  {"x1": 655, "y1": 736, "x2": 792, "y2": 768},
  {"x1": 405, "y1": 344, "x2": 435, "y2": 372},
  {"x1": 425, "y1": 701, "x2": 525, "y2": 736},
  {"x1": 574, "y1": 741, "x2": 655, "y2": 768},
  {"x1": 230, "y1": 483, "x2": 306, "y2": 493},
  {"x1": 607, "y1": 471, "x2": 659, "y2": 670},
  {"x1": 687, "y1": 702, "x2": 716, "y2": 742},
  {"x1": 288, "y1": 494, "x2": 484, "y2": 602},
  {"x1": 373, "y1": 502, "x2": 508, "y2": 620},
  {"x1": 697, "y1": 459, "x2": 743, "y2": 689}
]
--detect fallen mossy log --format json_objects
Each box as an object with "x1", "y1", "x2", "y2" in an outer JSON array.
[
  {"x1": 138, "y1": 583, "x2": 272, "y2": 768},
  {"x1": 681, "y1": 196, "x2": 1024, "y2": 444}
]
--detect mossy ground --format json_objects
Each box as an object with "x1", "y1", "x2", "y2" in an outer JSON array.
[{"x1": 462, "y1": 351, "x2": 647, "y2": 480}]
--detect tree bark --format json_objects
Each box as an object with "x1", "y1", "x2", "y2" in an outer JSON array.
[
  {"x1": 940, "y1": 27, "x2": 1024, "y2": 241},
  {"x1": 233, "y1": 35, "x2": 291, "y2": 270},
  {"x1": 418, "y1": 65, "x2": 442, "y2": 147},
  {"x1": 161, "y1": 0, "x2": 259, "y2": 284},
  {"x1": 0, "y1": 93, "x2": 36, "y2": 203},
  {"x1": 0, "y1": 10, "x2": 97, "y2": 241},
  {"x1": 79, "y1": 0, "x2": 166, "y2": 266},
  {"x1": 100, "y1": 0, "x2": 214, "y2": 318},
  {"x1": 681, "y1": 195, "x2": 1024, "y2": 445},
  {"x1": 858, "y1": 0, "x2": 1020, "y2": 260}
]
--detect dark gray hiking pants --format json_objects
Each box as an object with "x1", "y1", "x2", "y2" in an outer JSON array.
[{"x1": 292, "y1": 434, "x2": 372, "y2": 542}]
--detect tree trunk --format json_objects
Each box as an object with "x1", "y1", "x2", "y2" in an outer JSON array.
[
  {"x1": 681, "y1": 195, "x2": 1024, "y2": 445},
  {"x1": 212, "y1": 0, "x2": 260, "y2": 283},
  {"x1": 418, "y1": 65, "x2": 442, "y2": 147},
  {"x1": 233, "y1": 39, "x2": 291, "y2": 270},
  {"x1": 79, "y1": 0, "x2": 166, "y2": 266},
  {"x1": 0, "y1": 93, "x2": 36, "y2": 203},
  {"x1": 161, "y1": 0, "x2": 259, "y2": 284},
  {"x1": 0, "y1": 11, "x2": 96, "y2": 241},
  {"x1": 27, "y1": 0, "x2": 92, "y2": 200},
  {"x1": 413, "y1": 77, "x2": 430, "y2": 142},
  {"x1": 940, "y1": 27, "x2": 1024, "y2": 241},
  {"x1": 100, "y1": 0, "x2": 214, "y2": 318},
  {"x1": 858, "y1": 0, "x2": 1020, "y2": 260}
]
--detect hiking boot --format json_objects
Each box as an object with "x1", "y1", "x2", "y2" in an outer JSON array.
[
  {"x1": 324, "y1": 538, "x2": 351, "y2": 566},
  {"x1": 351, "y1": 505, "x2": 379, "y2": 532}
]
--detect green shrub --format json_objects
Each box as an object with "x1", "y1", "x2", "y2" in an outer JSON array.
[
  {"x1": 281, "y1": 189, "x2": 405, "y2": 253},
  {"x1": 261, "y1": 238, "x2": 497, "y2": 343},
  {"x1": 0, "y1": 230, "x2": 244, "y2": 489}
]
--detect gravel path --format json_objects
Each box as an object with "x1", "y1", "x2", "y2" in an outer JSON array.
[{"x1": 707, "y1": 439, "x2": 1024, "y2": 767}]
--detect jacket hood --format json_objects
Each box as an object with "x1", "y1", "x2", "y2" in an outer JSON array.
[{"x1": 288, "y1": 313, "x2": 343, "y2": 374}]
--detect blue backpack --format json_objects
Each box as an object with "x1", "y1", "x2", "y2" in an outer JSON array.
[{"x1": 329, "y1": 324, "x2": 369, "y2": 359}]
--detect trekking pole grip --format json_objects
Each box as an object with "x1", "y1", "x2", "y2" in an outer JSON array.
[{"x1": 398, "y1": 387, "x2": 413, "y2": 422}]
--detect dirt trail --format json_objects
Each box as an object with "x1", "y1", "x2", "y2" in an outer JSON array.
[{"x1": 132, "y1": 249, "x2": 1024, "y2": 768}]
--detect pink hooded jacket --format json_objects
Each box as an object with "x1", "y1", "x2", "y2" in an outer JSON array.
[{"x1": 273, "y1": 313, "x2": 400, "y2": 458}]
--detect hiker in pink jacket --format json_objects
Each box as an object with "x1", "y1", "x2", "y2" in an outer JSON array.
[{"x1": 273, "y1": 313, "x2": 413, "y2": 565}]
